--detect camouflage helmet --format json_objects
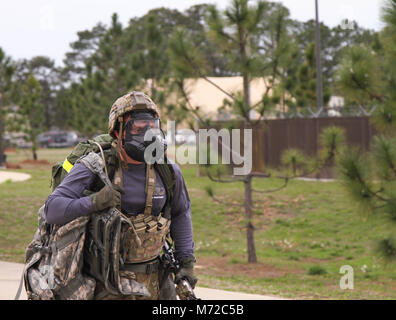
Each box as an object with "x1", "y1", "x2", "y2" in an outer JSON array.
[{"x1": 108, "y1": 91, "x2": 160, "y2": 138}]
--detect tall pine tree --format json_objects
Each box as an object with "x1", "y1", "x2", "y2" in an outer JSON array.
[
  {"x1": 0, "y1": 48, "x2": 14, "y2": 164},
  {"x1": 337, "y1": 0, "x2": 396, "y2": 262}
]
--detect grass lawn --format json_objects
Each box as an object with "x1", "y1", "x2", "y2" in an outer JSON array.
[{"x1": 1, "y1": 147, "x2": 396, "y2": 299}]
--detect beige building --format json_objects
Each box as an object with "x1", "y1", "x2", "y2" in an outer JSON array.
[
  {"x1": 144, "y1": 76, "x2": 275, "y2": 123},
  {"x1": 181, "y1": 76, "x2": 272, "y2": 120}
]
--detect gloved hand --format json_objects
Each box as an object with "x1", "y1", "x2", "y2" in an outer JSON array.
[
  {"x1": 174, "y1": 256, "x2": 198, "y2": 289},
  {"x1": 90, "y1": 183, "x2": 124, "y2": 211}
]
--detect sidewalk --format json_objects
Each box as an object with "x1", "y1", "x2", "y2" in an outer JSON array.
[
  {"x1": 0, "y1": 261, "x2": 27, "y2": 300},
  {"x1": 0, "y1": 261, "x2": 285, "y2": 300},
  {"x1": 0, "y1": 170, "x2": 31, "y2": 184}
]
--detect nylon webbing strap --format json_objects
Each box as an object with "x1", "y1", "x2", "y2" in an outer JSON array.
[
  {"x1": 144, "y1": 164, "x2": 156, "y2": 216},
  {"x1": 116, "y1": 116, "x2": 129, "y2": 170},
  {"x1": 51, "y1": 226, "x2": 85, "y2": 252},
  {"x1": 155, "y1": 163, "x2": 175, "y2": 219},
  {"x1": 14, "y1": 267, "x2": 25, "y2": 300},
  {"x1": 113, "y1": 157, "x2": 123, "y2": 186},
  {"x1": 120, "y1": 260, "x2": 159, "y2": 274},
  {"x1": 57, "y1": 273, "x2": 85, "y2": 300},
  {"x1": 112, "y1": 154, "x2": 123, "y2": 211}
]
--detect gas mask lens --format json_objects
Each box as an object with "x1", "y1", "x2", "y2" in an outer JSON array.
[{"x1": 127, "y1": 119, "x2": 160, "y2": 135}]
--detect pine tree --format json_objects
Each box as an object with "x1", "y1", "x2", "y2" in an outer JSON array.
[
  {"x1": 337, "y1": 0, "x2": 396, "y2": 262},
  {"x1": 168, "y1": 0, "x2": 298, "y2": 263},
  {"x1": 68, "y1": 13, "x2": 138, "y2": 137},
  {"x1": 335, "y1": 45, "x2": 383, "y2": 113},
  {"x1": 18, "y1": 75, "x2": 45, "y2": 160},
  {"x1": 0, "y1": 47, "x2": 14, "y2": 164},
  {"x1": 292, "y1": 42, "x2": 331, "y2": 115}
]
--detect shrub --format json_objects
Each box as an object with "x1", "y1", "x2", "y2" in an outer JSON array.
[{"x1": 308, "y1": 265, "x2": 327, "y2": 275}]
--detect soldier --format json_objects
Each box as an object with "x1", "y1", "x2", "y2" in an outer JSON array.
[{"x1": 44, "y1": 91, "x2": 197, "y2": 300}]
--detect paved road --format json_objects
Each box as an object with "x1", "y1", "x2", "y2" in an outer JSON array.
[{"x1": 0, "y1": 261, "x2": 285, "y2": 300}]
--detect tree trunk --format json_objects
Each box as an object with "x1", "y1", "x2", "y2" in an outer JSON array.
[
  {"x1": 0, "y1": 95, "x2": 5, "y2": 165},
  {"x1": 241, "y1": 35, "x2": 256, "y2": 262},
  {"x1": 32, "y1": 146, "x2": 37, "y2": 161},
  {"x1": 240, "y1": 31, "x2": 256, "y2": 261},
  {"x1": 243, "y1": 74, "x2": 251, "y2": 118},
  {"x1": 0, "y1": 113, "x2": 4, "y2": 165},
  {"x1": 44, "y1": 95, "x2": 51, "y2": 130},
  {"x1": 244, "y1": 174, "x2": 257, "y2": 263},
  {"x1": 32, "y1": 140, "x2": 38, "y2": 161},
  {"x1": 150, "y1": 78, "x2": 156, "y2": 100}
]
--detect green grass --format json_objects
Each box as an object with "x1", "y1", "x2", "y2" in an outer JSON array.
[{"x1": 2, "y1": 147, "x2": 396, "y2": 299}]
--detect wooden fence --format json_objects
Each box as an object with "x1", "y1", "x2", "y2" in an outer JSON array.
[{"x1": 207, "y1": 116, "x2": 376, "y2": 178}]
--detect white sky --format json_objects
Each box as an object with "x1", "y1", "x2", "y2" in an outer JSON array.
[{"x1": 0, "y1": 0, "x2": 386, "y2": 66}]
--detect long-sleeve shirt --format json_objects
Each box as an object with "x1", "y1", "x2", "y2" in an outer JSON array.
[{"x1": 44, "y1": 161, "x2": 194, "y2": 259}]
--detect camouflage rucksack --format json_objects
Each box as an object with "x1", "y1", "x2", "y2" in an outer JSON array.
[{"x1": 18, "y1": 206, "x2": 96, "y2": 300}]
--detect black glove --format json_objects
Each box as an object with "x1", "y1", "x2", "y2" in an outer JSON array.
[
  {"x1": 90, "y1": 183, "x2": 124, "y2": 211},
  {"x1": 174, "y1": 256, "x2": 198, "y2": 289}
]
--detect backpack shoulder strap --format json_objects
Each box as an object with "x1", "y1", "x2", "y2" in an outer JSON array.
[{"x1": 155, "y1": 159, "x2": 176, "y2": 219}]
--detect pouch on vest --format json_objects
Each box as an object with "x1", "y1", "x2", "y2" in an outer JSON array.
[
  {"x1": 83, "y1": 207, "x2": 150, "y2": 297},
  {"x1": 123, "y1": 213, "x2": 171, "y2": 264}
]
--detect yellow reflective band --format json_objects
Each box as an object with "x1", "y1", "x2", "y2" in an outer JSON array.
[{"x1": 62, "y1": 158, "x2": 74, "y2": 173}]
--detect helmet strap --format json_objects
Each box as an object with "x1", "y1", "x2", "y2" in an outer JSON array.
[{"x1": 116, "y1": 116, "x2": 129, "y2": 170}]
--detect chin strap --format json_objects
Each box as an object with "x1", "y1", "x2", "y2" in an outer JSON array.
[{"x1": 115, "y1": 116, "x2": 129, "y2": 170}]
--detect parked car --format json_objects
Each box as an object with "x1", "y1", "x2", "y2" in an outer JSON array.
[
  {"x1": 38, "y1": 131, "x2": 79, "y2": 148},
  {"x1": 37, "y1": 132, "x2": 52, "y2": 148}
]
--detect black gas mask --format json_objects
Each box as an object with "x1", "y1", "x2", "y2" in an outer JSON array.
[{"x1": 122, "y1": 111, "x2": 167, "y2": 163}]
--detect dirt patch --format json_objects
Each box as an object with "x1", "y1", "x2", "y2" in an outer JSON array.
[
  {"x1": 5, "y1": 163, "x2": 21, "y2": 169},
  {"x1": 214, "y1": 193, "x2": 305, "y2": 231},
  {"x1": 16, "y1": 159, "x2": 52, "y2": 169},
  {"x1": 301, "y1": 256, "x2": 346, "y2": 264},
  {"x1": 4, "y1": 147, "x2": 16, "y2": 153},
  {"x1": 196, "y1": 256, "x2": 303, "y2": 279},
  {"x1": 20, "y1": 159, "x2": 51, "y2": 165}
]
